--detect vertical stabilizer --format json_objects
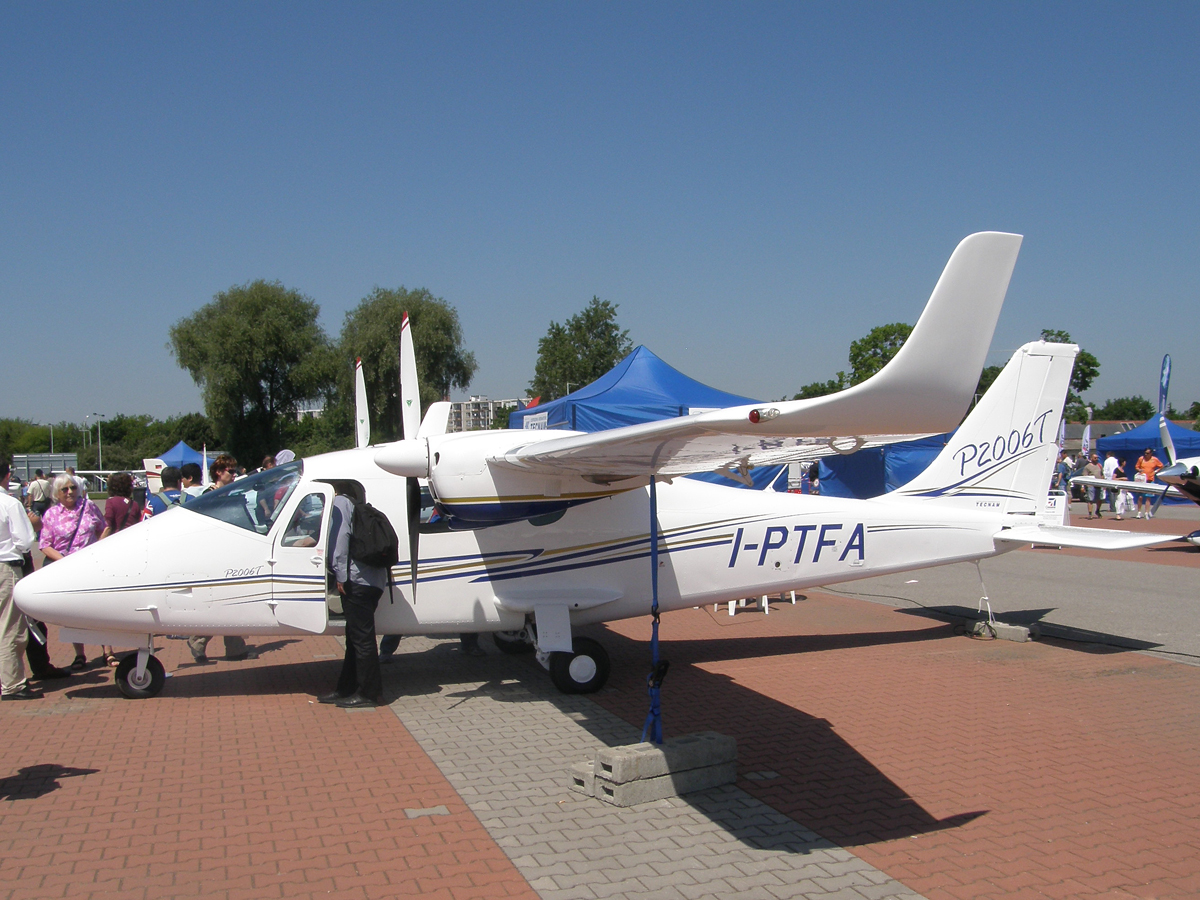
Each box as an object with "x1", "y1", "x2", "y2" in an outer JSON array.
[{"x1": 885, "y1": 341, "x2": 1077, "y2": 516}]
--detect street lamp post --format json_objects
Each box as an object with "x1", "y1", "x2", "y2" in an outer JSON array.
[{"x1": 94, "y1": 413, "x2": 106, "y2": 471}]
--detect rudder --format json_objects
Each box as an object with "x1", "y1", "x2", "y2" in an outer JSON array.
[{"x1": 886, "y1": 341, "x2": 1077, "y2": 515}]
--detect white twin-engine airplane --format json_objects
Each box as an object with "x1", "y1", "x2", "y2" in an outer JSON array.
[{"x1": 15, "y1": 233, "x2": 1182, "y2": 699}]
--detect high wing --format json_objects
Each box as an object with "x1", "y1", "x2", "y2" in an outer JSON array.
[
  {"x1": 491, "y1": 231, "x2": 1022, "y2": 482},
  {"x1": 1069, "y1": 476, "x2": 1176, "y2": 498}
]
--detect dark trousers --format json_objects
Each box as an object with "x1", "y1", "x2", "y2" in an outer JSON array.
[
  {"x1": 336, "y1": 583, "x2": 384, "y2": 702},
  {"x1": 25, "y1": 620, "x2": 53, "y2": 675}
]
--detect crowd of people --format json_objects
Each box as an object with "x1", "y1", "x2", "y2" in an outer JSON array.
[
  {"x1": 0, "y1": 451, "x2": 300, "y2": 700},
  {"x1": 1052, "y1": 447, "x2": 1165, "y2": 520}
]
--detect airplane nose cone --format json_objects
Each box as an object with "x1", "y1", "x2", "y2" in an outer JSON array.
[{"x1": 13, "y1": 560, "x2": 67, "y2": 621}]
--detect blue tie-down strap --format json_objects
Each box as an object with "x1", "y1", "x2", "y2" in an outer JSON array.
[{"x1": 641, "y1": 659, "x2": 670, "y2": 744}]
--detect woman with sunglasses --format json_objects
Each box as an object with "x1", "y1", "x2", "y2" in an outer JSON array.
[{"x1": 39, "y1": 474, "x2": 105, "y2": 669}]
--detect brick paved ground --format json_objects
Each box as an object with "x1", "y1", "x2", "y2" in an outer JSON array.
[
  {"x1": 4, "y1": 553, "x2": 1199, "y2": 900},
  {"x1": 590, "y1": 592, "x2": 1200, "y2": 900},
  {"x1": 0, "y1": 633, "x2": 537, "y2": 900}
]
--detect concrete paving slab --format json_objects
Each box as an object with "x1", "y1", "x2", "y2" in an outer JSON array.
[
  {"x1": 826, "y1": 545, "x2": 1200, "y2": 664},
  {"x1": 381, "y1": 637, "x2": 924, "y2": 900}
]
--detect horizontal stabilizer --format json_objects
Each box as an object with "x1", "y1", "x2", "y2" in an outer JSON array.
[{"x1": 995, "y1": 524, "x2": 1183, "y2": 551}]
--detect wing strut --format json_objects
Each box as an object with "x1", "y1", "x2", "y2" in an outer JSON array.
[{"x1": 641, "y1": 477, "x2": 669, "y2": 745}]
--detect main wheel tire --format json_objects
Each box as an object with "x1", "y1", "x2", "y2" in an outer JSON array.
[
  {"x1": 115, "y1": 654, "x2": 166, "y2": 699},
  {"x1": 548, "y1": 637, "x2": 610, "y2": 694},
  {"x1": 492, "y1": 631, "x2": 535, "y2": 655}
]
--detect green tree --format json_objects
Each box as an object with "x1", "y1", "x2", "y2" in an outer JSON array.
[
  {"x1": 792, "y1": 373, "x2": 848, "y2": 401},
  {"x1": 1040, "y1": 329, "x2": 1100, "y2": 395},
  {"x1": 789, "y1": 321, "x2": 911, "y2": 399},
  {"x1": 974, "y1": 365, "x2": 1004, "y2": 405},
  {"x1": 848, "y1": 323, "x2": 913, "y2": 384},
  {"x1": 1040, "y1": 329, "x2": 1102, "y2": 422},
  {"x1": 1092, "y1": 396, "x2": 1154, "y2": 421},
  {"x1": 492, "y1": 405, "x2": 513, "y2": 430},
  {"x1": 530, "y1": 297, "x2": 633, "y2": 401},
  {"x1": 337, "y1": 287, "x2": 477, "y2": 442},
  {"x1": 170, "y1": 280, "x2": 336, "y2": 463}
]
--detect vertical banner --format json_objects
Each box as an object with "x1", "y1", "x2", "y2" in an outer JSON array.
[
  {"x1": 1081, "y1": 423, "x2": 1091, "y2": 458},
  {"x1": 1158, "y1": 354, "x2": 1172, "y2": 416},
  {"x1": 1056, "y1": 417, "x2": 1066, "y2": 452}
]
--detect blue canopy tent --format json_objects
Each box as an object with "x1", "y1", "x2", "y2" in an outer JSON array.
[
  {"x1": 1096, "y1": 419, "x2": 1200, "y2": 503},
  {"x1": 818, "y1": 433, "x2": 953, "y2": 499},
  {"x1": 158, "y1": 441, "x2": 213, "y2": 471},
  {"x1": 508, "y1": 346, "x2": 786, "y2": 491},
  {"x1": 1095, "y1": 418, "x2": 1200, "y2": 461}
]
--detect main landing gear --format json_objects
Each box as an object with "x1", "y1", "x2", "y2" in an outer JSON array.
[
  {"x1": 501, "y1": 624, "x2": 611, "y2": 694},
  {"x1": 548, "y1": 636, "x2": 610, "y2": 694}
]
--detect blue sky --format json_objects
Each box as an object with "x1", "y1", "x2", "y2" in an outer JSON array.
[{"x1": 3, "y1": 3, "x2": 1198, "y2": 424}]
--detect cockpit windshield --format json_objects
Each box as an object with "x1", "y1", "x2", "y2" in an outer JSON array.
[{"x1": 184, "y1": 461, "x2": 303, "y2": 534}]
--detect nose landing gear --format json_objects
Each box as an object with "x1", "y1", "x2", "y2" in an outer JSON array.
[{"x1": 115, "y1": 650, "x2": 166, "y2": 699}]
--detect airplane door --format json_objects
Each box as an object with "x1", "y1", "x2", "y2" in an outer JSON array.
[{"x1": 270, "y1": 485, "x2": 334, "y2": 633}]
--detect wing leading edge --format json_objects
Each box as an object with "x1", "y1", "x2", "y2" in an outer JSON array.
[{"x1": 492, "y1": 231, "x2": 1023, "y2": 482}]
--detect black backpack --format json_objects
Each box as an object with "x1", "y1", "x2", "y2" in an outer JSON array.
[{"x1": 349, "y1": 502, "x2": 400, "y2": 569}]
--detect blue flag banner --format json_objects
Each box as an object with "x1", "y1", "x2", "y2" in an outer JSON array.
[{"x1": 1158, "y1": 354, "x2": 1172, "y2": 416}]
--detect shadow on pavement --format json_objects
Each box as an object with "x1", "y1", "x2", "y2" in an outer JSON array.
[
  {"x1": 898, "y1": 604, "x2": 1163, "y2": 653},
  {"x1": 570, "y1": 624, "x2": 988, "y2": 848},
  {"x1": 0, "y1": 763, "x2": 99, "y2": 801}
]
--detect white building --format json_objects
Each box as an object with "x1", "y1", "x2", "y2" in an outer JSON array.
[{"x1": 447, "y1": 396, "x2": 529, "y2": 432}]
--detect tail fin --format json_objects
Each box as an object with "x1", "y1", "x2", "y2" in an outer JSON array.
[{"x1": 886, "y1": 341, "x2": 1077, "y2": 515}]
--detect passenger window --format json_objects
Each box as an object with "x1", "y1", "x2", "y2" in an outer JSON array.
[{"x1": 282, "y1": 494, "x2": 326, "y2": 547}]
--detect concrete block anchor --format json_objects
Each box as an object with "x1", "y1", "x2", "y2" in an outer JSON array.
[
  {"x1": 972, "y1": 620, "x2": 1033, "y2": 642},
  {"x1": 569, "y1": 731, "x2": 738, "y2": 807},
  {"x1": 568, "y1": 760, "x2": 595, "y2": 797}
]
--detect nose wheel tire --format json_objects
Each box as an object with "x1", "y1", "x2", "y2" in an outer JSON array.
[
  {"x1": 548, "y1": 637, "x2": 610, "y2": 694},
  {"x1": 115, "y1": 654, "x2": 166, "y2": 699},
  {"x1": 492, "y1": 630, "x2": 535, "y2": 655}
]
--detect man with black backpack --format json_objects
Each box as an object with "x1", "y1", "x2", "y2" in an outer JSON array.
[{"x1": 319, "y1": 483, "x2": 395, "y2": 709}]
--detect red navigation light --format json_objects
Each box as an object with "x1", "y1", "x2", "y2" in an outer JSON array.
[{"x1": 748, "y1": 407, "x2": 779, "y2": 424}]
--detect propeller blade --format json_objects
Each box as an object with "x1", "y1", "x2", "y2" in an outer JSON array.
[
  {"x1": 354, "y1": 358, "x2": 370, "y2": 448},
  {"x1": 400, "y1": 312, "x2": 420, "y2": 442},
  {"x1": 1151, "y1": 489, "x2": 1167, "y2": 517},
  {"x1": 1159, "y1": 414, "x2": 1176, "y2": 466},
  {"x1": 398, "y1": 313, "x2": 424, "y2": 600},
  {"x1": 406, "y1": 477, "x2": 421, "y2": 600}
]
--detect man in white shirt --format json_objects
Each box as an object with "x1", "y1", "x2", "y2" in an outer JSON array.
[
  {"x1": 25, "y1": 469, "x2": 53, "y2": 516},
  {"x1": 0, "y1": 461, "x2": 40, "y2": 700},
  {"x1": 1103, "y1": 451, "x2": 1120, "y2": 513}
]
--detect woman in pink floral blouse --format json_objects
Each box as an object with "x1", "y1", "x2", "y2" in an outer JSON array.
[{"x1": 40, "y1": 474, "x2": 105, "y2": 669}]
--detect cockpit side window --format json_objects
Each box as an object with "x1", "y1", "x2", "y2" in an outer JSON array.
[
  {"x1": 185, "y1": 461, "x2": 304, "y2": 534},
  {"x1": 281, "y1": 493, "x2": 325, "y2": 547}
]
